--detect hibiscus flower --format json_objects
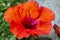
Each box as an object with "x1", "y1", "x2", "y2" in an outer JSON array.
[{"x1": 4, "y1": 1, "x2": 55, "y2": 39}]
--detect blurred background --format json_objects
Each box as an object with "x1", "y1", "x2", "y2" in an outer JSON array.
[{"x1": 0, "y1": 0, "x2": 60, "y2": 40}]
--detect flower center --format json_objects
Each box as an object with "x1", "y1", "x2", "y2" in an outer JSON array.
[{"x1": 22, "y1": 13, "x2": 38, "y2": 29}]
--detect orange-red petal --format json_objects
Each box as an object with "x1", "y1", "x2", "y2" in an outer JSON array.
[
  {"x1": 16, "y1": 31, "x2": 30, "y2": 39},
  {"x1": 4, "y1": 6, "x2": 19, "y2": 22},
  {"x1": 24, "y1": 1, "x2": 38, "y2": 10},
  {"x1": 10, "y1": 21, "x2": 30, "y2": 39},
  {"x1": 39, "y1": 22, "x2": 52, "y2": 34},
  {"x1": 4, "y1": 4, "x2": 26, "y2": 23},
  {"x1": 39, "y1": 6, "x2": 55, "y2": 22},
  {"x1": 24, "y1": 1, "x2": 39, "y2": 19},
  {"x1": 26, "y1": 24, "x2": 46, "y2": 36},
  {"x1": 10, "y1": 21, "x2": 26, "y2": 35}
]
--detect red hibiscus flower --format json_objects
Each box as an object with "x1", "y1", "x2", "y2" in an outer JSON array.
[{"x1": 4, "y1": 1, "x2": 55, "y2": 39}]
